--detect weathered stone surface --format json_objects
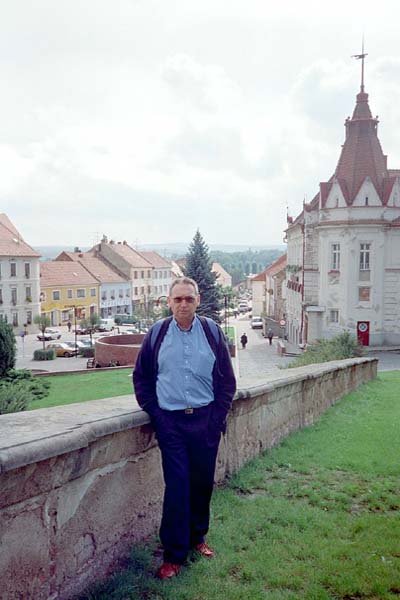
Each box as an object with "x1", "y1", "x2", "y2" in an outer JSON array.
[{"x1": 0, "y1": 357, "x2": 377, "y2": 599}]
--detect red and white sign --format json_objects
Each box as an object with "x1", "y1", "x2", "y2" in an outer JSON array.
[{"x1": 279, "y1": 319, "x2": 286, "y2": 327}]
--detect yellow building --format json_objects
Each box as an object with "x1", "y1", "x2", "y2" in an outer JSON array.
[{"x1": 40, "y1": 262, "x2": 100, "y2": 326}]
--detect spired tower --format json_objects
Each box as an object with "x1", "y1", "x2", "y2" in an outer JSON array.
[{"x1": 285, "y1": 52, "x2": 400, "y2": 347}]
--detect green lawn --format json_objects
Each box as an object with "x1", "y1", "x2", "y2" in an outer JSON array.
[
  {"x1": 28, "y1": 368, "x2": 133, "y2": 410},
  {"x1": 80, "y1": 371, "x2": 400, "y2": 599}
]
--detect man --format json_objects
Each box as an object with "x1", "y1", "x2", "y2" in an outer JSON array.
[{"x1": 133, "y1": 277, "x2": 236, "y2": 579}]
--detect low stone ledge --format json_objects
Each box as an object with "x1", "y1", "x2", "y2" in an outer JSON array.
[{"x1": 0, "y1": 357, "x2": 378, "y2": 600}]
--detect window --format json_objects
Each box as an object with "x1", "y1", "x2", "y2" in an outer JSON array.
[
  {"x1": 12, "y1": 311, "x2": 18, "y2": 326},
  {"x1": 77, "y1": 289, "x2": 85, "y2": 298},
  {"x1": 0, "y1": 263, "x2": 2, "y2": 279},
  {"x1": 331, "y1": 244, "x2": 340, "y2": 270},
  {"x1": 25, "y1": 263, "x2": 30, "y2": 278},
  {"x1": 148, "y1": 270, "x2": 151, "y2": 278},
  {"x1": 359, "y1": 287, "x2": 370, "y2": 301},
  {"x1": 53, "y1": 290, "x2": 60, "y2": 301},
  {"x1": 102, "y1": 291, "x2": 107, "y2": 300},
  {"x1": 329, "y1": 309, "x2": 339, "y2": 323},
  {"x1": 365, "y1": 196, "x2": 369, "y2": 206},
  {"x1": 67, "y1": 289, "x2": 73, "y2": 299},
  {"x1": 125, "y1": 289, "x2": 129, "y2": 297},
  {"x1": 26, "y1": 310, "x2": 32, "y2": 325},
  {"x1": 61, "y1": 310, "x2": 70, "y2": 321},
  {"x1": 140, "y1": 286, "x2": 144, "y2": 295},
  {"x1": 147, "y1": 285, "x2": 151, "y2": 294},
  {"x1": 10, "y1": 262, "x2": 16, "y2": 277},
  {"x1": 360, "y1": 243, "x2": 371, "y2": 270},
  {"x1": 134, "y1": 287, "x2": 138, "y2": 295},
  {"x1": 110, "y1": 289, "x2": 115, "y2": 299},
  {"x1": 0, "y1": 289, "x2": 2, "y2": 304},
  {"x1": 134, "y1": 271, "x2": 138, "y2": 279},
  {"x1": 119, "y1": 288, "x2": 123, "y2": 298},
  {"x1": 141, "y1": 271, "x2": 144, "y2": 279},
  {"x1": 25, "y1": 287, "x2": 32, "y2": 301},
  {"x1": 11, "y1": 288, "x2": 17, "y2": 305},
  {"x1": 90, "y1": 288, "x2": 96, "y2": 297}
]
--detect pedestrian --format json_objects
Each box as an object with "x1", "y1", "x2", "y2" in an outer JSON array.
[
  {"x1": 67, "y1": 320, "x2": 72, "y2": 332},
  {"x1": 240, "y1": 332, "x2": 248, "y2": 349},
  {"x1": 267, "y1": 328, "x2": 274, "y2": 345},
  {"x1": 133, "y1": 277, "x2": 236, "y2": 580}
]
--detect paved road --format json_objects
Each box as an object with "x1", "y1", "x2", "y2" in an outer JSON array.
[{"x1": 15, "y1": 320, "x2": 400, "y2": 376}]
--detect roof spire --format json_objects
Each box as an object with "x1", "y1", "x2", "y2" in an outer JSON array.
[{"x1": 351, "y1": 37, "x2": 368, "y2": 93}]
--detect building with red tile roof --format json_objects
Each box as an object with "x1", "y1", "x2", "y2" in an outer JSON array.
[
  {"x1": 56, "y1": 252, "x2": 132, "y2": 318},
  {"x1": 40, "y1": 261, "x2": 100, "y2": 325},
  {"x1": 0, "y1": 214, "x2": 41, "y2": 331},
  {"x1": 285, "y1": 63, "x2": 400, "y2": 347},
  {"x1": 138, "y1": 251, "x2": 173, "y2": 299},
  {"x1": 250, "y1": 254, "x2": 286, "y2": 319}
]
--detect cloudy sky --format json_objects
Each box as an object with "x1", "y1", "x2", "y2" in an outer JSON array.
[{"x1": 2, "y1": 0, "x2": 400, "y2": 249}]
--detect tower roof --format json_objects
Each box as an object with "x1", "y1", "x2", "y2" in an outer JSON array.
[{"x1": 332, "y1": 89, "x2": 388, "y2": 204}]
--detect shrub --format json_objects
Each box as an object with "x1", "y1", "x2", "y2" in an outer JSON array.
[
  {"x1": 288, "y1": 331, "x2": 364, "y2": 368},
  {"x1": 0, "y1": 382, "x2": 30, "y2": 414},
  {"x1": 33, "y1": 349, "x2": 56, "y2": 361},
  {"x1": 1, "y1": 369, "x2": 50, "y2": 400},
  {"x1": 80, "y1": 346, "x2": 95, "y2": 358},
  {"x1": 0, "y1": 319, "x2": 16, "y2": 377}
]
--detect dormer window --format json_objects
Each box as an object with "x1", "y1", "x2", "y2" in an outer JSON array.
[
  {"x1": 335, "y1": 198, "x2": 339, "y2": 208},
  {"x1": 365, "y1": 196, "x2": 369, "y2": 206}
]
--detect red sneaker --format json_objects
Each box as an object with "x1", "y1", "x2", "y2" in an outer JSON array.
[
  {"x1": 194, "y1": 542, "x2": 215, "y2": 558},
  {"x1": 156, "y1": 562, "x2": 181, "y2": 580}
]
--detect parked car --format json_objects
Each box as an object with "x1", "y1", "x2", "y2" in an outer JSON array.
[
  {"x1": 37, "y1": 328, "x2": 62, "y2": 341},
  {"x1": 251, "y1": 316, "x2": 263, "y2": 329},
  {"x1": 113, "y1": 314, "x2": 137, "y2": 325},
  {"x1": 46, "y1": 342, "x2": 78, "y2": 357},
  {"x1": 238, "y1": 303, "x2": 249, "y2": 313},
  {"x1": 75, "y1": 326, "x2": 92, "y2": 335},
  {"x1": 64, "y1": 340, "x2": 92, "y2": 351}
]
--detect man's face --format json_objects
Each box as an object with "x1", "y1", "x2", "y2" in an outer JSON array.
[{"x1": 168, "y1": 283, "x2": 200, "y2": 325}]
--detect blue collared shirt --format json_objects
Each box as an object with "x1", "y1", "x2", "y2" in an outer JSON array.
[{"x1": 156, "y1": 315, "x2": 216, "y2": 410}]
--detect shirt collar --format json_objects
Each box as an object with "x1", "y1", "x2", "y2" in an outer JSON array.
[{"x1": 172, "y1": 314, "x2": 199, "y2": 333}]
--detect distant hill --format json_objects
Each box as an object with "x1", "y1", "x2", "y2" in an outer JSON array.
[
  {"x1": 35, "y1": 243, "x2": 285, "y2": 261},
  {"x1": 35, "y1": 246, "x2": 90, "y2": 261}
]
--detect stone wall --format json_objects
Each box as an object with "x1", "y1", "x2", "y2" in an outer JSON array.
[
  {"x1": 0, "y1": 358, "x2": 377, "y2": 600},
  {"x1": 95, "y1": 333, "x2": 144, "y2": 366}
]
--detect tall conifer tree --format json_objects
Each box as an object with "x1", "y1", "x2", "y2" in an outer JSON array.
[{"x1": 184, "y1": 230, "x2": 221, "y2": 322}]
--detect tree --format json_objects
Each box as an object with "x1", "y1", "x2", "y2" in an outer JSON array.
[
  {"x1": 80, "y1": 312, "x2": 102, "y2": 345},
  {"x1": 184, "y1": 230, "x2": 221, "y2": 322},
  {"x1": 0, "y1": 319, "x2": 16, "y2": 377},
  {"x1": 34, "y1": 314, "x2": 51, "y2": 350}
]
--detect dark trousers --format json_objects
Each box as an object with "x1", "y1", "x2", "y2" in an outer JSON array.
[{"x1": 154, "y1": 404, "x2": 221, "y2": 565}]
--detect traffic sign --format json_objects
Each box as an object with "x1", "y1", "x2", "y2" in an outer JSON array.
[{"x1": 279, "y1": 319, "x2": 286, "y2": 327}]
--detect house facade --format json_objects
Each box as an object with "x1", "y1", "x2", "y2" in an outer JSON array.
[
  {"x1": 212, "y1": 262, "x2": 232, "y2": 288},
  {"x1": 138, "y1": 251, "x2": 173, "y2": 300},
  {"x1": 0, "y1": 214, "x2": 41, "y2": 332},
  {"x1": 56, "y1": 252, "x2": 132, "y2": 318},
  {"x1": 91, "y1": 237, "x2": 153, "y2": 312},
  {"x1": 285, "y1": 78, "x2": 400, "y2": 347},
  {"x1": 40, "y1": 262, "x2": 100, "y2": 326}
]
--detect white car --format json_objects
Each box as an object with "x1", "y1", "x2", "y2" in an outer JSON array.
[
  {"x1": 251, "y1": 316, "x2": 263, "y2": 329},
  {"x1": 37, "y1": 328, "x2": 62, "y2": 341}
]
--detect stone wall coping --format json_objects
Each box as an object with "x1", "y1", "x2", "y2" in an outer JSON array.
[{"x1": 0, "y1": 357, "x2": 377, "y2": 474}]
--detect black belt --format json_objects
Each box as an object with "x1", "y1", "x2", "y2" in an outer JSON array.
[{"x1": 171, "y1": 404, "x2": 212, "y2": 415}]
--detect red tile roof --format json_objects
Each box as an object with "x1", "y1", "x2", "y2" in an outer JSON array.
[
  {"x1": 138, "y1": 251, "x2": 171, "y2": 268},
  {"x1": 105, "y1": 242, "x2": 152, "y2": 268},
  {"x1": 328, "y1": 90, "x2": 389, "y2": 205},
  {"x1": 55, "y1": 252, "x2": 128, "y2": 284},
  {"x1": 0, "y1": 213, "x2": 41, "y2": 257},
  {"x1": 40, "y1": 262, "x2": 99, "y2": 287}
]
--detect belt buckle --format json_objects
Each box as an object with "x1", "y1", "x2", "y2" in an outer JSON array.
[{"x1": 184, "y1": 407, "x2": 194, "y2": 414}]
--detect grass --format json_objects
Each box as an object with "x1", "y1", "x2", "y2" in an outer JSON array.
[
  {"x1": 80, "y1": 371, "x2": 400, "y2": 599},
  {"x1": 28, "y1": 368, "x2": 133, "y2": 410}
]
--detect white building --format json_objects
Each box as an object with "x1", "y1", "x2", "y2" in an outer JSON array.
[
  {"x1": 285, "y1": 78, "x2": 400, "y2": 347},
  {"x1": 0, "y1": 214, "x2": 41, "y2": 332},
  {"x1": 138, "y1": 251, "x2": 173, "y2": 299}
]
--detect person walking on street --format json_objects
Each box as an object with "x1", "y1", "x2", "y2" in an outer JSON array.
[
  {"x1": 267, "y1": 328, "x2": 274, "y2": 346},
  {"x1": 67, "y1": 320, "x2": 72, "y2": 333},
  {"x1": 133, "y1": 277, "x2": 236, "y2": 580},
  {"x1": 240, "y1": 332, "x2": 248, "y2": 349}
]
